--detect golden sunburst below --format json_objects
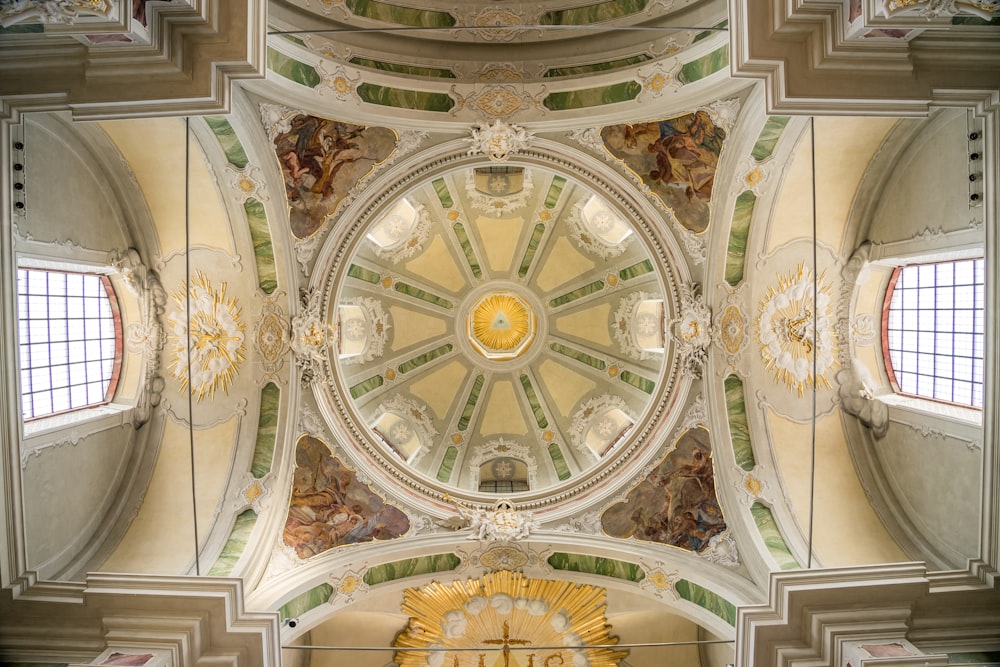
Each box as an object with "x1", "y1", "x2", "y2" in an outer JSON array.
[
  {"x1": 469, "y1": 292, "x2": 535, "y2": 359},
  {"x1": 394, "y1": 571, "x2": 628, "y2": 667}
]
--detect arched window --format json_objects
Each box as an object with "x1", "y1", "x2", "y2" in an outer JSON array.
[
  {"x1": 18, "y1": 268, "x2": 122, "y2": 420},
  {"x1": 883, "y1": 259, "x2": 984, "y2": 408}
]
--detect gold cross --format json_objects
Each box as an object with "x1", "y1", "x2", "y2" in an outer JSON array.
[{"x1": 483, "y1": 621, "x2": 532, "y2": 667}]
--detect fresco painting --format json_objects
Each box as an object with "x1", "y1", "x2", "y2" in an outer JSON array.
[
  {"x1": 284, "y1": 436, "x2": 410, "y2": 558},
  {"x1": 601, "y1": 111, "x2": 726, "y2": 233},
  {"x1": 601, "y1": 426, "x2": 726, "y2": 551},
  {"x1": 272, "y1": 114, "x2": 397, "y2": 238}
]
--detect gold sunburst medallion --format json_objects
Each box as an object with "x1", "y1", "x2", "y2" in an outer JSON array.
[
  {"x1": 469, "y1": 292, "x2": 535, "y2": 359},
  {"x1": 393, "y1": 571, "x2": 628, "y2": 667}
]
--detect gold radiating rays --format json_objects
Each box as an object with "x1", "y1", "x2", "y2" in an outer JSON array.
[
  {"x1": 394, "y1": 571, "x2": 628, "y2": 667},
  {"x1": 471, "y1": 292, "x2": 533, "y2": 353}
]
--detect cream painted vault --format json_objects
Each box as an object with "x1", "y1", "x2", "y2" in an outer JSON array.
[{"x1": 1, "y1": 1, "x2": 999, "y2": 666}]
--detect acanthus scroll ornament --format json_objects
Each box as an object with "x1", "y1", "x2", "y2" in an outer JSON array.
[{"x1": 670, "y1": 283, "x2": 713, "y2": 379}]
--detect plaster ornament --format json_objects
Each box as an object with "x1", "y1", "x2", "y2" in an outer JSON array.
[
  {"x1": 478, "y1": 544, "x2": 530, "y2": 570},
  {"x1": 613, "y1": 291, "x2": 665, "y2": 361},
  {"x1": 290, "y1": 288, "x2": 331, "y2": 384},
  {"x1": 569, "y1": 394, "x2": 635, "y2": 457},
  {"x1": 699, "y1": 532, "x2": 739, "y2": 567},
  {"x1": 670, "y1": 283, "x2": 713, "y2": 379},
  {"x1": 252, "y1": 294, "x2": 290, "y2": 380},
  {"x1": 338, "y1": 296, "x2": 391, "y2": 364},
  {"x1": 567, "y1": 199, "x2": 634, "y2": 260},
  {"x1": 225, "y1": 165, "x2": 266, "y2": 202},
  {"x1": 440, "y1": 496, "x2": 540, "y2": 542},
  {"x1": 756, "y1": 265, "x2": 838, "y2": 396},
  {"x1": 567, "y1": 126, "x2": 606, "y2": 154},
  {"x1": 467, "y1": 120, "x2": 534, "y2": 162},
  {"x1": 471, "y1": 62, "x2": 527, "y2": 81},
  {"x1": 316, "y1": 61, "x2": 359, "y2": 101},
  {"x1": 468, "y1": 437, "x2": 538, "y2": 489},
  {"x1": 639, "y1": 60, "x2": 682, "y2": 99},
  {"x1": 836, "y1": 367, "x2": 889, "y2": 439},
  {"x1": 670, "y1": 393, "x2": 708, "y2": 445},
  {"x1": 167, "y1": 272, "x2": 246, "y2": 402},
  {"x1": 109, "y1": 248, "x2": 167, "y2": 425},
  {"x1": 883, "y1": 0, "x2": 999, "y2": 18},
  {"x1": 465, "y1": 168, "x2": 535, "y2": 217},
  {"x1": 297, "y1": 402, "x2": 327, "y2": 439},
  {"x1": 678, "y1": 226, "x2": 708, "y2": 265},
  {"x1": 369, "y1": 203, "x2": 432, "y2": 263},
  {"x1": 704, "y1": 98, "x2": 742, "y2": 133},
  {"x1": 0, "y1": 0, "x2": 108, "y2": 27},
  {"x1": 258, "y1": 102, "x2": 298, "y2": 142},
  {"x1": 375, "y1": 395, "x2": 439, "y2": 460},
  {"x1": 552, "y1": 511, "x2": 603, "y2": 534},
  {"x1": 452, "y1": 85, "x2": 542, "y2": 119},
  {"x1": 641, "y1": 567, "x2": 678, "y2": 599},
  {"x1": 235, "y1": 472, "x2": 273, "y2": 513},
  {"x1": 460, "y1": 6, "x2": 540, "y2": 41}
]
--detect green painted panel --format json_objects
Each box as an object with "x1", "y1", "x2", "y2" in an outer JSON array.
[
  {"x1": 0, "y1": 23, "x2": 44, "y2": 33},
  {"x1": 281, "y1": 34, "x2": 306, "y2": 46},
  {"x1": 547, "y1": 552, "x2": 645, "y2": 582},
  {"x1": 244, "y1": 198, "x2": 277, "y2": 294},
  {"x1": 453, "y1": 223, "x2": 482, "y2": 278},
  {"x1": 208, "y1": 510, "x2": 258, "y2": 576},
  {"x1": 751, "y1": 116, "x2": 791, "y2": 161},
  {"x1": 675, "y1": 579, "x2": 737, "y2": 626},
  {"x1": 549, "y1": 280, "x2": 604, "y2": 308},
  {"x1": 619, "y1": 259, "x2": 653, "y2": 281},
  {"x1": 363, "y1": 553, "x2": 461, "y2": 586},
  {"x1": 548, "y1": 443, "x2": 571, "y2": 481},
  {"x1": 458, "y1": 375, "x2": 485, "y2": 431},
  {"x1": 544, "y1": 54, "x2": 651, "y2": 78},
  {"x1": 619, "y1": 370, "x2": 654, "y2": 394},
  {"x1": 724, "y1": 375, "x2": 755, "y2": 471},
  {"x1": 350, "y1": 375, "x2": 384, "y2": 399},
  {"x1": 540, "y1": 0, "x2": 647, "y2": 25},
  {"x1": 677, "y1": 44, "x2": 729, "y2": 84},
  {"x1": 394, "y1": 281, "x2": 454, "y2": 308},
  {"x1": 432, "y1": 178, "x2": 453, "y2": 208},
  {"x1": 750, "y1": 502, "x2": 800, "y2": 571},
  {"x1": 437, "y1": 446, "x2": 458, "y2": 482},
  {"x1": 519, "y1": 374, "x2": 548, "y2": 429},
  {"x1": 544, "y1": 176, "x2": 566, "y2": 208},
  {"x1": 694, "y1": 18, "x2": 729, "y2": 42},
  {"x1": 278, "y1": 583, "x2": 334, "y2": 621},
  {"x1": 266, "y1": 47, "x2": 321, "y2": 88},
  {"x1": 398, "y1": 344, "x2": 454, "y2": 374},
  {"x1": 251, "y1": 382, "x2": 280, "y2": 478},
  {"x1": 543, "y1": 81, "x2": 641, "y2": 111},
  {"x1": 951, "y1": 15, "x2": 1000, "y2": 24},
  {"x1": 550, "y1": 342, "x2": 606, "y2": 371},
  {"x1": 725, "y1": 190, "x2": 756, "y2": 286},
  {"x1": 204, "y1": 116, "x2": 249, "y2": 169},
  {"x1": 357, "y1": 83, "x2": 455, "y2": 112},
  {"x1": 350, "y1": 57, "x2": 455, "y2": 78},
  {"x1": 517, "y1": 224, "x2": 546, "y2": 278},
  {"x1": 348, "y1": 264, "x2": 381, "y2": 284},
  {"x1": 346, "y1": 0, "x2": 456, "y2": 26}
]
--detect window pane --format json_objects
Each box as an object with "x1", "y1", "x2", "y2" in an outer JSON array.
[
  {"x1": 885, "y1": 260, "x2": 985, "y2": 408},
  {"x1": 17, "y1": 269, "x2": 121, "y2": 419}
]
